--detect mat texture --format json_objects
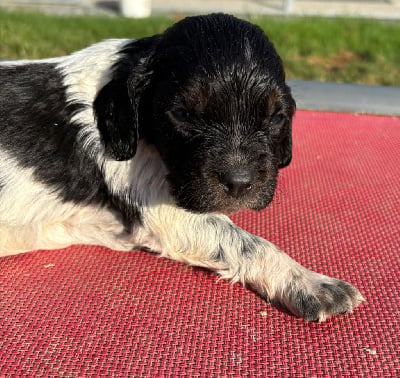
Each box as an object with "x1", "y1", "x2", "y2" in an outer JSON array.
[{"x1": 1, "y1": 110, "x2": 399, "y2": 376}]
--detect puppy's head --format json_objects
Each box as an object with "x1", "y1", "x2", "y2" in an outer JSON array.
[
  {"x1": 97, "y1": 14, "x2": 295, "y2": 214},
  {"x1": 143, "y1": 14, "x2": 295, "y2": 213}
]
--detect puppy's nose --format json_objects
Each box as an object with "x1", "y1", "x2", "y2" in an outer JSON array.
[{"x1": 219, "y1": 170, "x2": 254, "y2": 198}]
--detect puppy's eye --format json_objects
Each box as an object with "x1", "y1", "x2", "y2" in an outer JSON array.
[
  {"x1": 270, "y1": 113, "x2": 285, "y2": 126},
  {"x1": 168, "y1": 108, "x2": 191, "y2": 123},
  {"x1": 268, "y1": 113, "x2": 287, "y2": 141}
]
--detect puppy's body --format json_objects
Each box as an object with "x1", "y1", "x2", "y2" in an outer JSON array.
[
  {"x1": 0, "y1": 14, "x2": 363, "y2": 321},
  {"x1": 1, "y1": 39, "x2": 136, "y2": 251}
]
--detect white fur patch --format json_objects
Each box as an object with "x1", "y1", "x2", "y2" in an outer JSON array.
[
  {"x1": 57, "y1": 39, "x2": 132, "y2": 154},
  {"x1": 0, "y1": 150, "x2": 65, "y2": 226}
]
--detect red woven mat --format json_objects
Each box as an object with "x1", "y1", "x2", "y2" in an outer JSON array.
[{"x1": 1, "y1": 110, "x2": 399, "y2": 376}]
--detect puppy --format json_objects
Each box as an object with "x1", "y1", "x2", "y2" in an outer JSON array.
[{"x1": 0, "y1": 14, "x2": 363, "y2": 321}]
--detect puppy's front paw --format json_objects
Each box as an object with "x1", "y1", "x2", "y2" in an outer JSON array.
[{"x1": 278, "y1": 272, "x2": 364, "y2": 322}]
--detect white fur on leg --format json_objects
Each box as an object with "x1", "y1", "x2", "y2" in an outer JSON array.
[{"x1": 131, "y1": 188, "x2": 364, "y2": 321}]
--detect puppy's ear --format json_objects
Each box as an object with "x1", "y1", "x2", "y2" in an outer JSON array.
[
  {"x1": 278, "y1": 93, "x2": 296, "y2": 169},
  {"x1": 94, "y1": 79, "x2": 137, "y2": 161},
  {"x1": 94, "y1": 37, "x2": 157, "y2": 161},
  {"x1": 278, "y1": 122, "x2": 292, "y2": 168}
]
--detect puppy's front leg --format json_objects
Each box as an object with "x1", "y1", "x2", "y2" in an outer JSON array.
[{"x1": 135, "y1": 205, "x2": 364, "y2": 321}]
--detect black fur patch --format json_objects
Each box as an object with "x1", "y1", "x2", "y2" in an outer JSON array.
[
  {"x1": 212, "y1": 245, "x2": 226, "y2": 262},
  {"x1": 240, "y1": 235, "x2": 263, "y2": 258},
  {"x1": 0, "y1": 63, "x2": 107, "y2": 204},
  {"x1": 94, "y1": 37, "x2": 159, "y2": 161},
  {"x1": 0, "y1": 63, "x2": 142, "y2": 225}
]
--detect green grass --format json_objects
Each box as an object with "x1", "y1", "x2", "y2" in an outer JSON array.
[
  {"x1": 1, "y1": 9, "x2": 399, "y2": 86},
  {"x1": 253, "y1": 16, "x2": 400, "y2": 86}
]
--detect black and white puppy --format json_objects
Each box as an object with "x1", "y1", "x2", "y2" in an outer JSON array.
[{"x1": 0, "y1": 14, "x2": 363, "y2": 321}]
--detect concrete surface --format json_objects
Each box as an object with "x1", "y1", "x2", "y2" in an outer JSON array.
[
  {"x1": 288, "y1": 80, "x2": 400, "y2": 116},
  {"x1": 2, "y1": 0, "x2": 400, "y2": 19},
  {"x1": 150, "y1": 0, "x2": 400, "y2": 20}
]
